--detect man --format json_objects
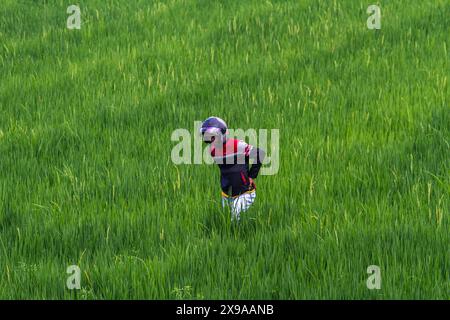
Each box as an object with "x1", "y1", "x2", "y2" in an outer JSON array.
[{"x1": 200, "y1": 117, "x2": 265, "y2": 221}]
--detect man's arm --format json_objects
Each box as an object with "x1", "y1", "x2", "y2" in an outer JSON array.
[{"x1": 248, "y1": 147, "x2": 265, "y2": 179}]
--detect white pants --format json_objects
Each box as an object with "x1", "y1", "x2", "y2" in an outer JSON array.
[{"x1": 222, "y1": 191, "x2": 256, "y2": 221}]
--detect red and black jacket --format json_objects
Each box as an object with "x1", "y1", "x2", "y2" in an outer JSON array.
[{"x1": 210, "y1": 138, "x2": 265, "y2": 197}]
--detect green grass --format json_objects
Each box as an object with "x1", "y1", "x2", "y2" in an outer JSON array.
[{"x1": 0, "y1": 0, "x2": 448, "y2": 299}]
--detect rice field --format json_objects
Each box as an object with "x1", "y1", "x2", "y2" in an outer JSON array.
[{"x1": 0, "y1": 0, "x2": 448, "y2": 299}]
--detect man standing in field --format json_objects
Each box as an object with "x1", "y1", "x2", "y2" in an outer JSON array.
[{"x1": 200, "y1": 117, "x2": 265, "y2": 221}]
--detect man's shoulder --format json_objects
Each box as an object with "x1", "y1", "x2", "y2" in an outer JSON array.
[
  {"x1": 227, "y1": 138, "x2": 247, "y2": 146},
  {"x1": 229, "y1": 139, "x2": 253, "y2": 155},
  {"x1": 210, "y1": 139, "x2": 252, "y2": 157}
]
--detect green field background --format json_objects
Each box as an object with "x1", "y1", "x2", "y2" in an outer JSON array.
[{"x1": 0, "y1": 0, "x2": 448, "y2": 299}]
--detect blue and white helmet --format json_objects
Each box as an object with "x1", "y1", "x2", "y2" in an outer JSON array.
[{"x1": 200, "y1": 116, "x2": 228, "y2": 143}]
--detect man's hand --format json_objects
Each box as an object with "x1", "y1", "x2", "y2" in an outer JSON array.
[{"x1": 249, "y1": 177, "x2": 256, "y2": 190}]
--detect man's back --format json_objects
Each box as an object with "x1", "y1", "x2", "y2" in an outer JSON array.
[{"x1": 210, "y1": 138, "x2": 263, "y2": 196}]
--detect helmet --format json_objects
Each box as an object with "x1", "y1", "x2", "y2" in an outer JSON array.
[{"x1": 200, "y1": 116, "x2": 228, "y2": 144}]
